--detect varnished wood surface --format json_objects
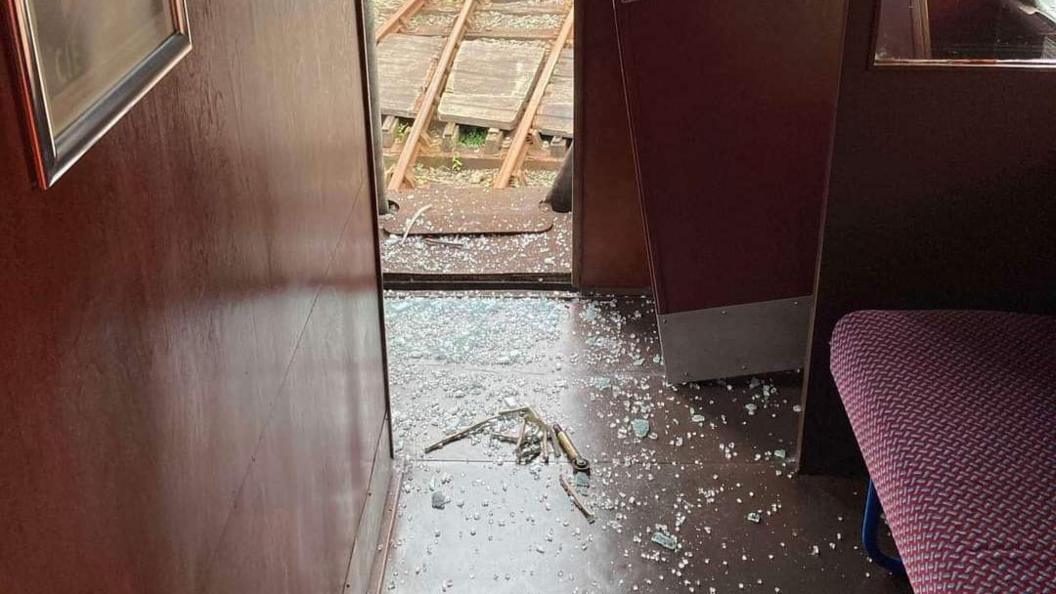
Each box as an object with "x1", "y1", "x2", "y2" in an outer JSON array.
[
  {"x1": 0, "y1": 1, "x2": 389, "y2": 592},
  {"x1": 573, "y1": 0, "x2": 650, "y2": 290}
]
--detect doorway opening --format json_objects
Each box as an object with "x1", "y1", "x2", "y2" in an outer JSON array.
[
  {"x1": 360, "y1": 4, "x2": 913, "y2": 593},
  {"x1": 364, "y1": 0, "x2": 575, "y2": 288}
]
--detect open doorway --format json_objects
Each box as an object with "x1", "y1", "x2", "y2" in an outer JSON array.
[
  {"x1": 359, "y1": 3, "x2": 918, "y2": 592},
  {"x1": 364, "y1": 0, "x2": 574, "y2": 287}
]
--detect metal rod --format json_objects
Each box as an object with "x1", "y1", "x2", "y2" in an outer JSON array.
[
  {"x1": 560, "y1": 474, "x2": 595, "y2": 523},
  {"x1": 514, "y1": 417, "x2": 528, "y2": 453},
  {"x1": 399, "y1": 204, "x2": 433, "y2": 243},
  {"x1": 423, "y1": 407, "x2": 532, "y2": 454},
  {"x1": 375, "y1": 0, "x2": 427, "y2": 42},
  {"x1": 492, "y1": 7, "x2": 574, "y2": 189},
  {"x1": 553, "y1": 423, "x2": 590, "y2": 474},
  {"x1": 387, "y1": 0, "x2": 477, "y2": 191}
]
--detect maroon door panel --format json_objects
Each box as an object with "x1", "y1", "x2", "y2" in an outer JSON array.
[
  {"x1": 613, "y1": 0, "x2": 844, "y2": 380},
  {"x1": 573, "y1": 0, "x2": 651, "y2": 290}
]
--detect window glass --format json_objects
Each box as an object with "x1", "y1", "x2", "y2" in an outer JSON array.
[
  {"x1": 27, "y1": 0, "x2": 174, "y2": 133},
  {"x1": 875, "y1": 0, "x2": 1056, "y2": 65}
]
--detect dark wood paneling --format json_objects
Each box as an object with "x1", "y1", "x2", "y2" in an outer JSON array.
[
  {"x1": 929, "y1": 0, "x2": 999, "y2": 51},
  {"x1": 345, "y1": 424, "x2": 393, "y2": 594},
  {"x1": 612, "y1": 0, "x2": 843, "y2": 315},
  {"x1": 799, "y1": 0, "x2": 1056, "y2": 474},
  {"x1": 573, "y1": 0, "x2": 650, "y2": 291},
  {"x1": 0, "y1": 0, "x2": 389, "y2": 592}
]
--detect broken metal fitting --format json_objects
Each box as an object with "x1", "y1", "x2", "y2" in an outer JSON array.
[
  {"x1": 559, "y1": 473, "x2": 596, "y2": 523},
  {"x1": 553, "y1": 423, "x2": 590, "y2": 474},
  {"x1": 425, "y1": 407, "x2": 552, "y2": 465}
]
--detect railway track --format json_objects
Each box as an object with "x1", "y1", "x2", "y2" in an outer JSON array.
[{"x1": 372, "y1": 0, "x2": 574, "y2": 192}]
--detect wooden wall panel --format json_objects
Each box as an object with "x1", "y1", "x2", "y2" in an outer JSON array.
[
  {"x1": 0, "y1": 0, "x2": 389, "y2": 592},
  {"x1": 799, "y1": 0, "x2": 1056, "y2": 474},
  {"x1": 206, "y1": 225, "x2": 388, "y2": 592},
  {"x1": 573, "y1": 0, "x2": 651, "y2": 291}
]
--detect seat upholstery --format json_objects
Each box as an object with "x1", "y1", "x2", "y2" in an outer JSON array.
[{"x1": 831, "y1": 310, "x2": 1056, "y2": 593}]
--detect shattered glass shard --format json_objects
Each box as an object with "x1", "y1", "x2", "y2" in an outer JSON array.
[
  {"x1": 631, "y1": 419, "x2": 650, "y2": 439},
  {"x1": 651, "y1": 531, "x2": 678, "y2": 551},
  {"x1": 431, "y1": 491, "x2": 449, "y2": 510}
]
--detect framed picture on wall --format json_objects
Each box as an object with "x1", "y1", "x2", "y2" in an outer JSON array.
[{"x1": 5, "y1": 0, "x2": 191, "y2": 188}]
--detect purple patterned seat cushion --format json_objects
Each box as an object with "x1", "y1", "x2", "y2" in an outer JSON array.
[{"x1": 831, "y1": 310, "x2": 1056, "y2": 593}]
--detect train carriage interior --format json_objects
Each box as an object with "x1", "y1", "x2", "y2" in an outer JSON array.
[{"x1": 1, "y1": 1, "x2": 1053, "y2": 593}]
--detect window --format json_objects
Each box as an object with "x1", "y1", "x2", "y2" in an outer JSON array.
[{"x1": 874, "y1": 0, "x2": 1056, "y2": 66}]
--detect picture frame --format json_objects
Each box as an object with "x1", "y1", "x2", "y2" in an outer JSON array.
[{"x1": 5, "y1": 0, "x2": 191, "y2": 188}]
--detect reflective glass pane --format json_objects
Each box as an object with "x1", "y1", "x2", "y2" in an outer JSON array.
[
  {"x1": 27, "y1": 0, "x2": 175, "y2": 133},
  {"x1": 874, "y1": 0, "x2": 1056, "y2": 65}
]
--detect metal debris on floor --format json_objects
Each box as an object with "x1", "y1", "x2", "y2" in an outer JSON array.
[
  {"x1": 559, "y1": 473, "x2": 595, "y2": 523},
  {"x1": 552, "y1": 423, "x2": 590, "y2": 474},
  {"x1": 424, "y1": 405, "x2": 554, "y2": 463},
  {"x1": 424, "y1": 403, "x2": 602, "y2": 520},
  {"x1": 380, "y1": 292, "x2": 911, "y2": 593}
]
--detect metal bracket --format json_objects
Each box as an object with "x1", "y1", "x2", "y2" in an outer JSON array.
[
  {"x1": 862, "y1": 480, "x2": 907, "y2": 577},
  {"x1": 657, "y1": 296, "x2": 812, "y2": 382}
]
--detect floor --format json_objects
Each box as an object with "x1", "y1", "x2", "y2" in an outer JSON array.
[
  {"x1": 380, "y1": 188, "x2": 572, "y2": 284},
  {"x1": 380, "y1": 292, "x2": 911, "y2": 593}
]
